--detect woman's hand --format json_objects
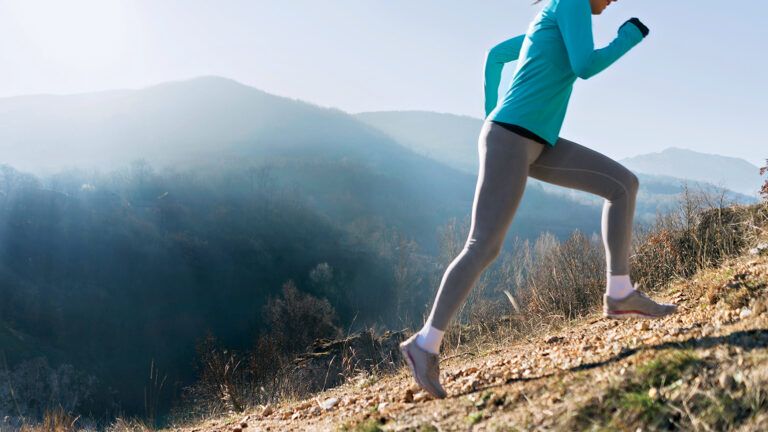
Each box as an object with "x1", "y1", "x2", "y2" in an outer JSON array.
[{"x1": 622, "y1": 17, "x2": 649, "y2": 38}]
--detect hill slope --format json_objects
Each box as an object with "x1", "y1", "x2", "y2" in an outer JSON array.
[{"x1": 170, "y1": 230, "x2": 768, "y2": 431}]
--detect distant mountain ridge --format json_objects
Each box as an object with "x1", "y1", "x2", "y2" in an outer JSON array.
[
  {"x1": 619, "y1": 147, "x2": 762, "y2": 197},
  {"x1": 0, "y1": 76, "x2": 606, "y2": 250},
  {"x1": 355, "y1": 110, "x2": 760, "y2": 223}
]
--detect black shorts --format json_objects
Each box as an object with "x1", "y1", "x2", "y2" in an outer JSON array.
[{"x1": 490, "y1": 121, "x2": 550, "y2": 147}]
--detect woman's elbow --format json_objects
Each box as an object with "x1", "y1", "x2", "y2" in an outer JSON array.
[
  {"x1": 574, "y1": 65, "x2": 596, "y2": 80},
  {"x1": 569, "y1": 55, "x2": 597, "y2": 79},
  {"x1": 485, "y1": 48, "x2": 499, "y2": 64}
]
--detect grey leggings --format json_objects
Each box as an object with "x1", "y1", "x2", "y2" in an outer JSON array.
[{"x1": 427, "y1": 120, "x2": 639, "y2": 331}]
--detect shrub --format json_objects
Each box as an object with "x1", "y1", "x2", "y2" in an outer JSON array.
[
  {"x1": 262, "y1": 279, "x2": 342, "y2": 356},
  {"x1": 631, "y1": 184, "x2": 762, "y2": 291},
  {"x1": 177, "y1": 280, "x2": 342, "y2": 415}
]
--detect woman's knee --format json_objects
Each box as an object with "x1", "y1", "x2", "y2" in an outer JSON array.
[
  {"x1": 608, "y1": 170, "x2": 639, "y2": 200},
  {"x1": 627, "y1": 171, "x2": 639, "y2": 195},
  {"x1": 463, "y1": 237, "x2": 504, "y2": 264}
]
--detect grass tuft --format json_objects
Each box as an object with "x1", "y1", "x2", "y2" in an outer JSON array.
[{"x1": 337, "y1": 416, "x2": 386, "y2": 432}]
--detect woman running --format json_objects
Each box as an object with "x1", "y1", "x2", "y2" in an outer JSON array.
[{"x1": 400, "y1": 0, "x2": 677, "y2": 399}]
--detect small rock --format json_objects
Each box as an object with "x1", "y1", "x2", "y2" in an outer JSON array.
[
  {"x1": 309, "y1": 406, "x2": 321, "y2": 416},
  {"x1": 291, "y1": 411, "x2": 301, "y2": 420},
  {"x1": 739, "y1": 307, "x2": 752, "y2": 319},
  {"x1": 748, "y1": 242, "x2": 768, "y2": 255},
  {"x1": 260, "y1": 405, "x2": 273, "y2": 417},
  {"x1": 240, "y1": 422, "x2": 248, "y2": 428},
  {"x1": 319, "y1": 397, "x2": 339, "y2": 410},
  {"x1": 413, "y1": 391, "x2": 430, "y2": 403},
  {"x1": 648, "y1": 387, "x2": 660, "y2": 400},
  {"x1": 635, "y1": 321, "x2": 650, "y2": 331},
  {"x1": 378, "y1": 402, "x2": 389, "y2": 410},
  {"x1": 545, "y1": 335, "x2": 564, "y2": 344},
  {"x1": 232, "y1": 428, "x2": 242, "y2": 432},
  {"x1": 733, "y1": 371, "x2": 744, "y2": 384}
]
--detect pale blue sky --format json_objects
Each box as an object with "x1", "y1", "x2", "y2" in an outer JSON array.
[{"x1": 0, "y1": 0, "x2": 765, "y2": 165}]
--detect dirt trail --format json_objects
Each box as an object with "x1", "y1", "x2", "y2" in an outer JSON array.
[{"x1": 171, "y1": 250, "x2": 768, "y2": 431}]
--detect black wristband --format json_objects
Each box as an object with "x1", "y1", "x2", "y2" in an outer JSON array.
[{"x1": 626, "y1": 17, "x2": 649, "y2": 38}]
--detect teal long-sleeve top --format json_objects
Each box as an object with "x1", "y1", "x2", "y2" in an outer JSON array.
[{"x1": 484, "y1": 0, "x2": 645, "y2": 147}]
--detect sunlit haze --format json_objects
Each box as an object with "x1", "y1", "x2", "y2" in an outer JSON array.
[{"x1": 0, "y1": 0, "x2": 765, "y2": 165}]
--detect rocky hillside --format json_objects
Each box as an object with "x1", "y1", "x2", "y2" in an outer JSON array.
[{"x1": 163, "y1": 233, "x2": 768, "y2": 430}]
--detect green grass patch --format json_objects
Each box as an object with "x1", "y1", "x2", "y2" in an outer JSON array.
[
  {"x1": 635, "y1": 350, "x2": 701, "y2": 389},
  {"x1": 569, "y1": 350, "x2": 701, "y2": 430},
  {"x1": 618, "y1": 391, "x2": 666, "y2": 424},
  {"x1": 337, "y1": 416, "x2": 385, "y2": 432},
  {"x1": 466, "y1": 411, "x2": 483, "y2": 425},
  {"x1": 570, "y1": 347, "x2": 768, "y2": 430},
  {"x1": 699, "y1": 393, "x2": 746, "y2": 427}
]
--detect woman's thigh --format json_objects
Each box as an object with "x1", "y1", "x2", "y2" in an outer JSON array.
[
  {"x1": 528, "y1": 137, "x2": 638, "y2": 200},
  {"x1": 467, "y1": 122, "x2": 545, "y2": 247}
]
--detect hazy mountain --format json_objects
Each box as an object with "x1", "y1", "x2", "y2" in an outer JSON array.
[
  {"x1": 0, "y1": 77, "x2": 605, "y2": 250},
  {"x1": 356, "y1": 110, "x2": 484, "y2": 175},
  {"x1": 355, "y1": 110, "x2": 759, "y2": 224},
  {"x1": 619, "y1": 147, "x2": 763, "y2": 197},
  {"x1": 0, "y1": 76, "x2": 424, "y2": 174}
]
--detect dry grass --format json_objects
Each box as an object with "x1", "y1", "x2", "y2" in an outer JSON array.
[
  {"x1": 12, "y1": 408, "x2": 159, "y2": 432},
  {"x1": 17, "y1": 407, "x2": 79, "y2": 432}
]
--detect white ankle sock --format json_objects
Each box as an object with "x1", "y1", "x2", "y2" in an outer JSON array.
[
  {"x1": 606, "y1": 274, "x2": 634, "y2": 299},
  {"x1": 415, "y1": 321, "x2": 444, "y2": 354}
]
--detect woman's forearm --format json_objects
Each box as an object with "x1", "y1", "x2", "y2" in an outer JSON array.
[
  {"x1": 556, "y1": 0, "x2": 643, "y2": 80},
  {"x1": 484, "y1": 34, "x2": 525, "y2": 116}
]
